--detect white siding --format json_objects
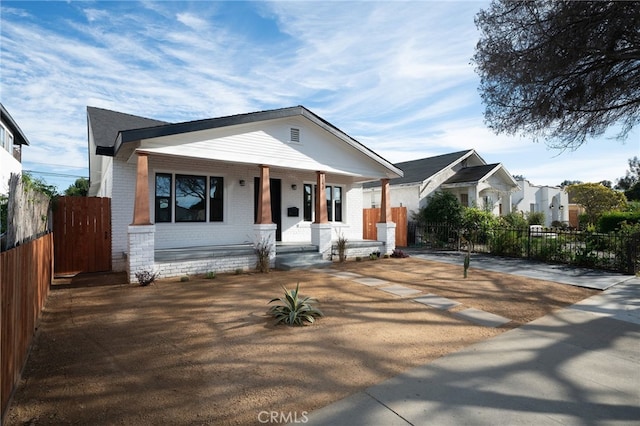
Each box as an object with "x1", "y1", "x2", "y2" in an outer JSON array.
[{"x1": 0, "y1": 148, "x2": 21, "y2": 194}]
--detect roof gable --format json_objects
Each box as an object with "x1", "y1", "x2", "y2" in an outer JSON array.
[
  {"x1": 87, "y1": 106, "x2": 168, "y2": 155},
  {"x1": 443, "y1": 164, "x2": 500, "y2": 184}
]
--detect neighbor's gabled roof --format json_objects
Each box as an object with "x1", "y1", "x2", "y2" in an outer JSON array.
[
  {"x1": 442, "y1": 164, "x2": 501, "y2": 185},
  {"x1": 363, "y1": 149, "x2": 474, "y2": 188},
  {"x1": 1, "y1": 103, "x2": 30, "y2": 146}
]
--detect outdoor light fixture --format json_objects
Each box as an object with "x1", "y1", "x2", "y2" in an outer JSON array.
[
  {"x1": 239, "y1": 179, "x2": 245, "y2": 186},
  {"x1": 291, "y1": 184, "x2": 297, "y2": 190}
]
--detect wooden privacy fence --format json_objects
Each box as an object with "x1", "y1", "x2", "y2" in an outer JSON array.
[
  {"x1": 53, "y1": 197, "x2": 111, "y2": 275},
  {"x1": 1, "y1": 233, "x2": 53, "y2": 419},
  {"x1": 363, "y1": 207, "x2": 408, "y2": 247}
]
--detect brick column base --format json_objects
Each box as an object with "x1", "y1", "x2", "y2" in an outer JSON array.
[
  {"x1": 127, "y1": 224, "x2": 156, "y2": 284},
  {"x1": 376, "y1": 222, "x2": 396, "y2": 255},
  {"x1": 311, "y1": 223, "x2": 332, "y2": 258}
]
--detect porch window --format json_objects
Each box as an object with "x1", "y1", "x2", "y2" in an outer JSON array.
[
  {"x1": 303, "y1": 183, "x2": 343, "y2": 222},
  {"x1": 209, "y1": 176, "x2": 224, "y2": 222},
  {"x1": 155, "y1": 173, "x2": 225, "y2": 223},
  {"x1": 175, "y1": 174, "x2": 206, "y2": 222},
  {"x1": 155, "y1": 173, "x2": 172, "y2": 223},
  {"x1": 460, "y1": 193, "x2": 469, "y2": 207}
]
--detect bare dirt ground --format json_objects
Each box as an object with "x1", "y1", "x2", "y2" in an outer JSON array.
[{"x1": 5, "y1": 257, "x2": 597, "y2": 425}]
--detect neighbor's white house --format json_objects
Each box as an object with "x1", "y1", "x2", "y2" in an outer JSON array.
[
  {"x1": 363, "y1": 150, "x2": 519, "y2": 220},
  {"x1": 0, "y1": 103, "x2": 30, "y2": 195},
  {"x1": 87, "y1": 106, "x2": 403, "y2": 282},
  {"x1": 512, "y1": 178, "x2": 569, "y2": 227}
]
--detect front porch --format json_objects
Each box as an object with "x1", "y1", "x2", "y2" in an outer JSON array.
[{"x1": 152, "y1": 240, "x2": 387, "y2": 278}]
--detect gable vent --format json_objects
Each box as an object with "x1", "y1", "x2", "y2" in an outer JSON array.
[{"x1": 290, "y1": 128, "x2": 300, "y2": 143}]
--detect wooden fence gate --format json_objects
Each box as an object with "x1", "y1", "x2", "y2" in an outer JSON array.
[
  {"x1": 363, "y1": 207, "x2": 407, "y2": 247},
  {"x1": 53, "y1": 196, "x2": 111, "y2": 275}
]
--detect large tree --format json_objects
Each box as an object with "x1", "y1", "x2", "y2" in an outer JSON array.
[
  {"x1": 567, "y1": 183, "x2": 627, "y2": 225},
  {"x1": 473, "y1": 1, "x2": 640, "y2": 150}
]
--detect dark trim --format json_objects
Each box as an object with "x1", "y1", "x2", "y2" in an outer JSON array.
[{"x1": 0, "y1": 103, "x2": 30, "y2": 146}]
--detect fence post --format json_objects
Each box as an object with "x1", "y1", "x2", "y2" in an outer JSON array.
[{"x1": 527, "y1": 226, "x2": 532, "y2": 259}]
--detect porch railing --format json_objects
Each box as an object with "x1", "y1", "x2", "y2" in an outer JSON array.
[{"x1": 408, "y1": 222, "x2": 640, "y2": 275}]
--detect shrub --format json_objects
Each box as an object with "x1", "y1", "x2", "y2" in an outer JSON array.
[
  {"x1": 205, "y1": 271, "x2": 216, "y2": 279},
  {"x1": 180, "y1": 275, "x2": 189, "y2": 282},
  {"x1": 390, "y1": 249, "x2": 409, "y2": 258},
  {"x1": 268, "y1": 283, "x2": 324, "y2": 326},
  {"x1": 335, "y1": 231, "x2": 348, "y2": 262},
  {"x1": 355, "y1": 256, "x2": 362, "y2": 262},
  {"x1": 598, "y1": 211, "x2": 640, "y2": 233},
  {"x1": 255, "y1": 236, "x2": 272, "y2": 273},
  {"x1": 369, "y1": 250, "x2": 380, "y2": 260},
  {"x1": 235, "y1": 268, "x2": 243, "y2": 275},
  {"x1": 526, "y1": 211, "x2": 546, "y2": 226},
  {"x1": 134, "y1": 270, "x2": 157, "y2": 286}
]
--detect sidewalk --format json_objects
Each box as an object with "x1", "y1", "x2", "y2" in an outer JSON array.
[{"x1": 303, "y1": 254, "x2": 640, "y2": 426}]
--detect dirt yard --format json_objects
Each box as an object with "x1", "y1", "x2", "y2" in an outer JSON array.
[{"x1": 5, "y1": 257, "x2": 597, "y2": 425}]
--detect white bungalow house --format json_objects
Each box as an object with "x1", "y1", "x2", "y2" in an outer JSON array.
[
  {"x1": 363, "y1": 149, "x2": 519, "y2": 220},
  {"x1": 87, "y1": 106, "x2": 403, "y2": 282},
  {"x1": 512, "y1": 178, "x2": 569, "y2": 227},
  {"x1": 1, "y1": 103, "x2": 30, "y2": 195}
]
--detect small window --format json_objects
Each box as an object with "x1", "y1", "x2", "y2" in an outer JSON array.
[
  {"x1": 155, "y1": 173, "x2": 172, "y2": 223},
  {"x1": 290, "y1": 128, "x2": 300, "y2": 143},
  {"x1": 303, "y1": 183, "x2": 313, "y2": 221},
  {"x1": 460, "y1": 194, "x2": 469, "y2": 207},
  {"x1": 209, "y1": 176, "x2": 224, "y2": 222}
]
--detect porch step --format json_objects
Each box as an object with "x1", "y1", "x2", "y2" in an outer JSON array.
[{"x1": 276, "y1": 251, "x2": 332, "y2": 271}]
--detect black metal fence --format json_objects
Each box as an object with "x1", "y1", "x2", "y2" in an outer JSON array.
[{"x1": 408, "y1": 222, "x2": 640, "y2": 275}]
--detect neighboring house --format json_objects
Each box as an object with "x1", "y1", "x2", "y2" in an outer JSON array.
[
  {"x1": 363, "y1": 149, "x2": 519, "y2": 219},
  {"x1": 1, "y1": 103, "x2": 30, "y2": 195},
  {"x1": 87, "y1": 106, "x2": 403, "y2": 281},
  {"x1": 512, "y1": 178, "x2": 569, "y2": 227}
]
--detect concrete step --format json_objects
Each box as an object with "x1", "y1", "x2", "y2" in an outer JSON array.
[{"x1": 275, "y1": 251, "x2": 332, "y2": 271}]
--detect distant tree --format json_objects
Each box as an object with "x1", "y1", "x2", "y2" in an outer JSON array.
[
  {"x1": 560, "y1": 180, "x2": 582, "y2": 188},
  {"x1": 473, "y1": 1, "x2": 640, "y2": 150},
  {"x1": 600, "y1": 180, "x2": 613, "y2": 189},
  {"x1": 414, "y1": 191, "x2": 463, "y2": 227},
  {"x1": 64, "y1": 178, "x2": 89, "y2": 197},
  {"x1": 568, "y1": 183, "x2": 627, "y2": 225},
  {"x1": 512, "y1": 174, "x2": 525, "y2": 181},
  {"x1": 615, "y1": 156, "x2": 640, "y2": 200}
]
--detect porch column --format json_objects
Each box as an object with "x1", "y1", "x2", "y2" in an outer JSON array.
[
  {"x1": 314, "y1": 171, "x2": 328, "y2": 224},
  {"x1": 132, "y1": 152, "x2": 151, "y2": 225},
  {"x1": 128, "y1": 152, "x2": 155, "y2": 283},
  {"x1": 379, "y1": 178, "x2": 391, "y2": 223},
  {"x1": 256, "y1": 165, "x2": 272, "y2": 224},
  {"x1": 376, "y1": 178, "x2": 396, "y2": 255},
  {"x1": 254, "y1": 165, "x2": 276, "y2": 266},
  {"x1": 311, "y1": 171, "x2": 332, "y2": 258}
]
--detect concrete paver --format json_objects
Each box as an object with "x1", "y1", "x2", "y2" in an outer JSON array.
[
  {"x1": 352, "y1": 277, "x2": 390, "y2": 287},
  {"x1": 379, "y1": 285, "x2": 422, "y2": 297},
  {"x1": 413, "y1": 294, "x2": 461, "y2": 310},
  {"x1": 454, "y1": 307, "x2": 511, "y2": 328}
]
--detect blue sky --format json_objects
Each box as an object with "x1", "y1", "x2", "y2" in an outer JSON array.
[{"x1": 1, "y1": 0, "x2": 638, "y2": 192}]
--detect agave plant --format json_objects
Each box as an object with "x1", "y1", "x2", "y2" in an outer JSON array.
[{"x1": 268, "y1": 283, "x2": 324, "y2": 326}]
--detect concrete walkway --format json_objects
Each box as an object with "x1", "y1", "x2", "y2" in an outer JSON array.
[{"x1": 302, "y1": 254, "x2": 640, "y2": 426}]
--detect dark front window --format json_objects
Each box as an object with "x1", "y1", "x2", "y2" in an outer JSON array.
[
  {"x1": 155, "y1": 173, "x2": 172, "y2": 223},
  {"x1": 209, "y1": 176, "x2": 224, "y2": 222},
  {"x1": 302, "y1": 183, "x2": 343, "y2": 222},
  {"x1": 175, "y1": 174, "x2": 206, "y2": 222}
]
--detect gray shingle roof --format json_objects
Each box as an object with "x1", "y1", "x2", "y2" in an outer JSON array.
[
  {"x1": 363, "y1": 150, "x2": 473, "y2": 188},
  {"x1": 87, "y1": 106, "x2": 168, "y2": 155},
  {"x1": 443, "y1": 164, "x2": 500, "y2": 184}
]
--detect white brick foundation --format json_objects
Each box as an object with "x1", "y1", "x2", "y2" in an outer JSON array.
[
  {"x1": 376, "y1": 222, "x2": 397, "y2": 255},
  {"x1": 127, "y1": 225, "x2": 156, "y2": 283}
]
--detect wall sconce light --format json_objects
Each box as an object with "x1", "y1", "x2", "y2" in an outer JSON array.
[
  {"x1": 559, "y1": 205, "x2": 564, "y2": 210},
  {"x1": 291, "y1": 184, "x2": 297, "y2": 190},
  {"x1": 239, "y1": 179, "x2": 246, "y2": 186},
  {"x1": 549, "y1": 204, "x2": 554, "y2": 209}
]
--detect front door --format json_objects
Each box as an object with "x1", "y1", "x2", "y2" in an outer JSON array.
[{"x1": 254, "y1": 177, "x2": 282, "y2": 241}]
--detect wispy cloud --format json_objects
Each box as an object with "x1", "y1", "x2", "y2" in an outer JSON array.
[{"x1": 0, "y1": 1, "x2": 636, "y2": 190}]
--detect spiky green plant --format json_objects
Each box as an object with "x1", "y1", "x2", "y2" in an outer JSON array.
[{"x1": 268, "y1": 283, "x2": 324, "y2": 326}]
